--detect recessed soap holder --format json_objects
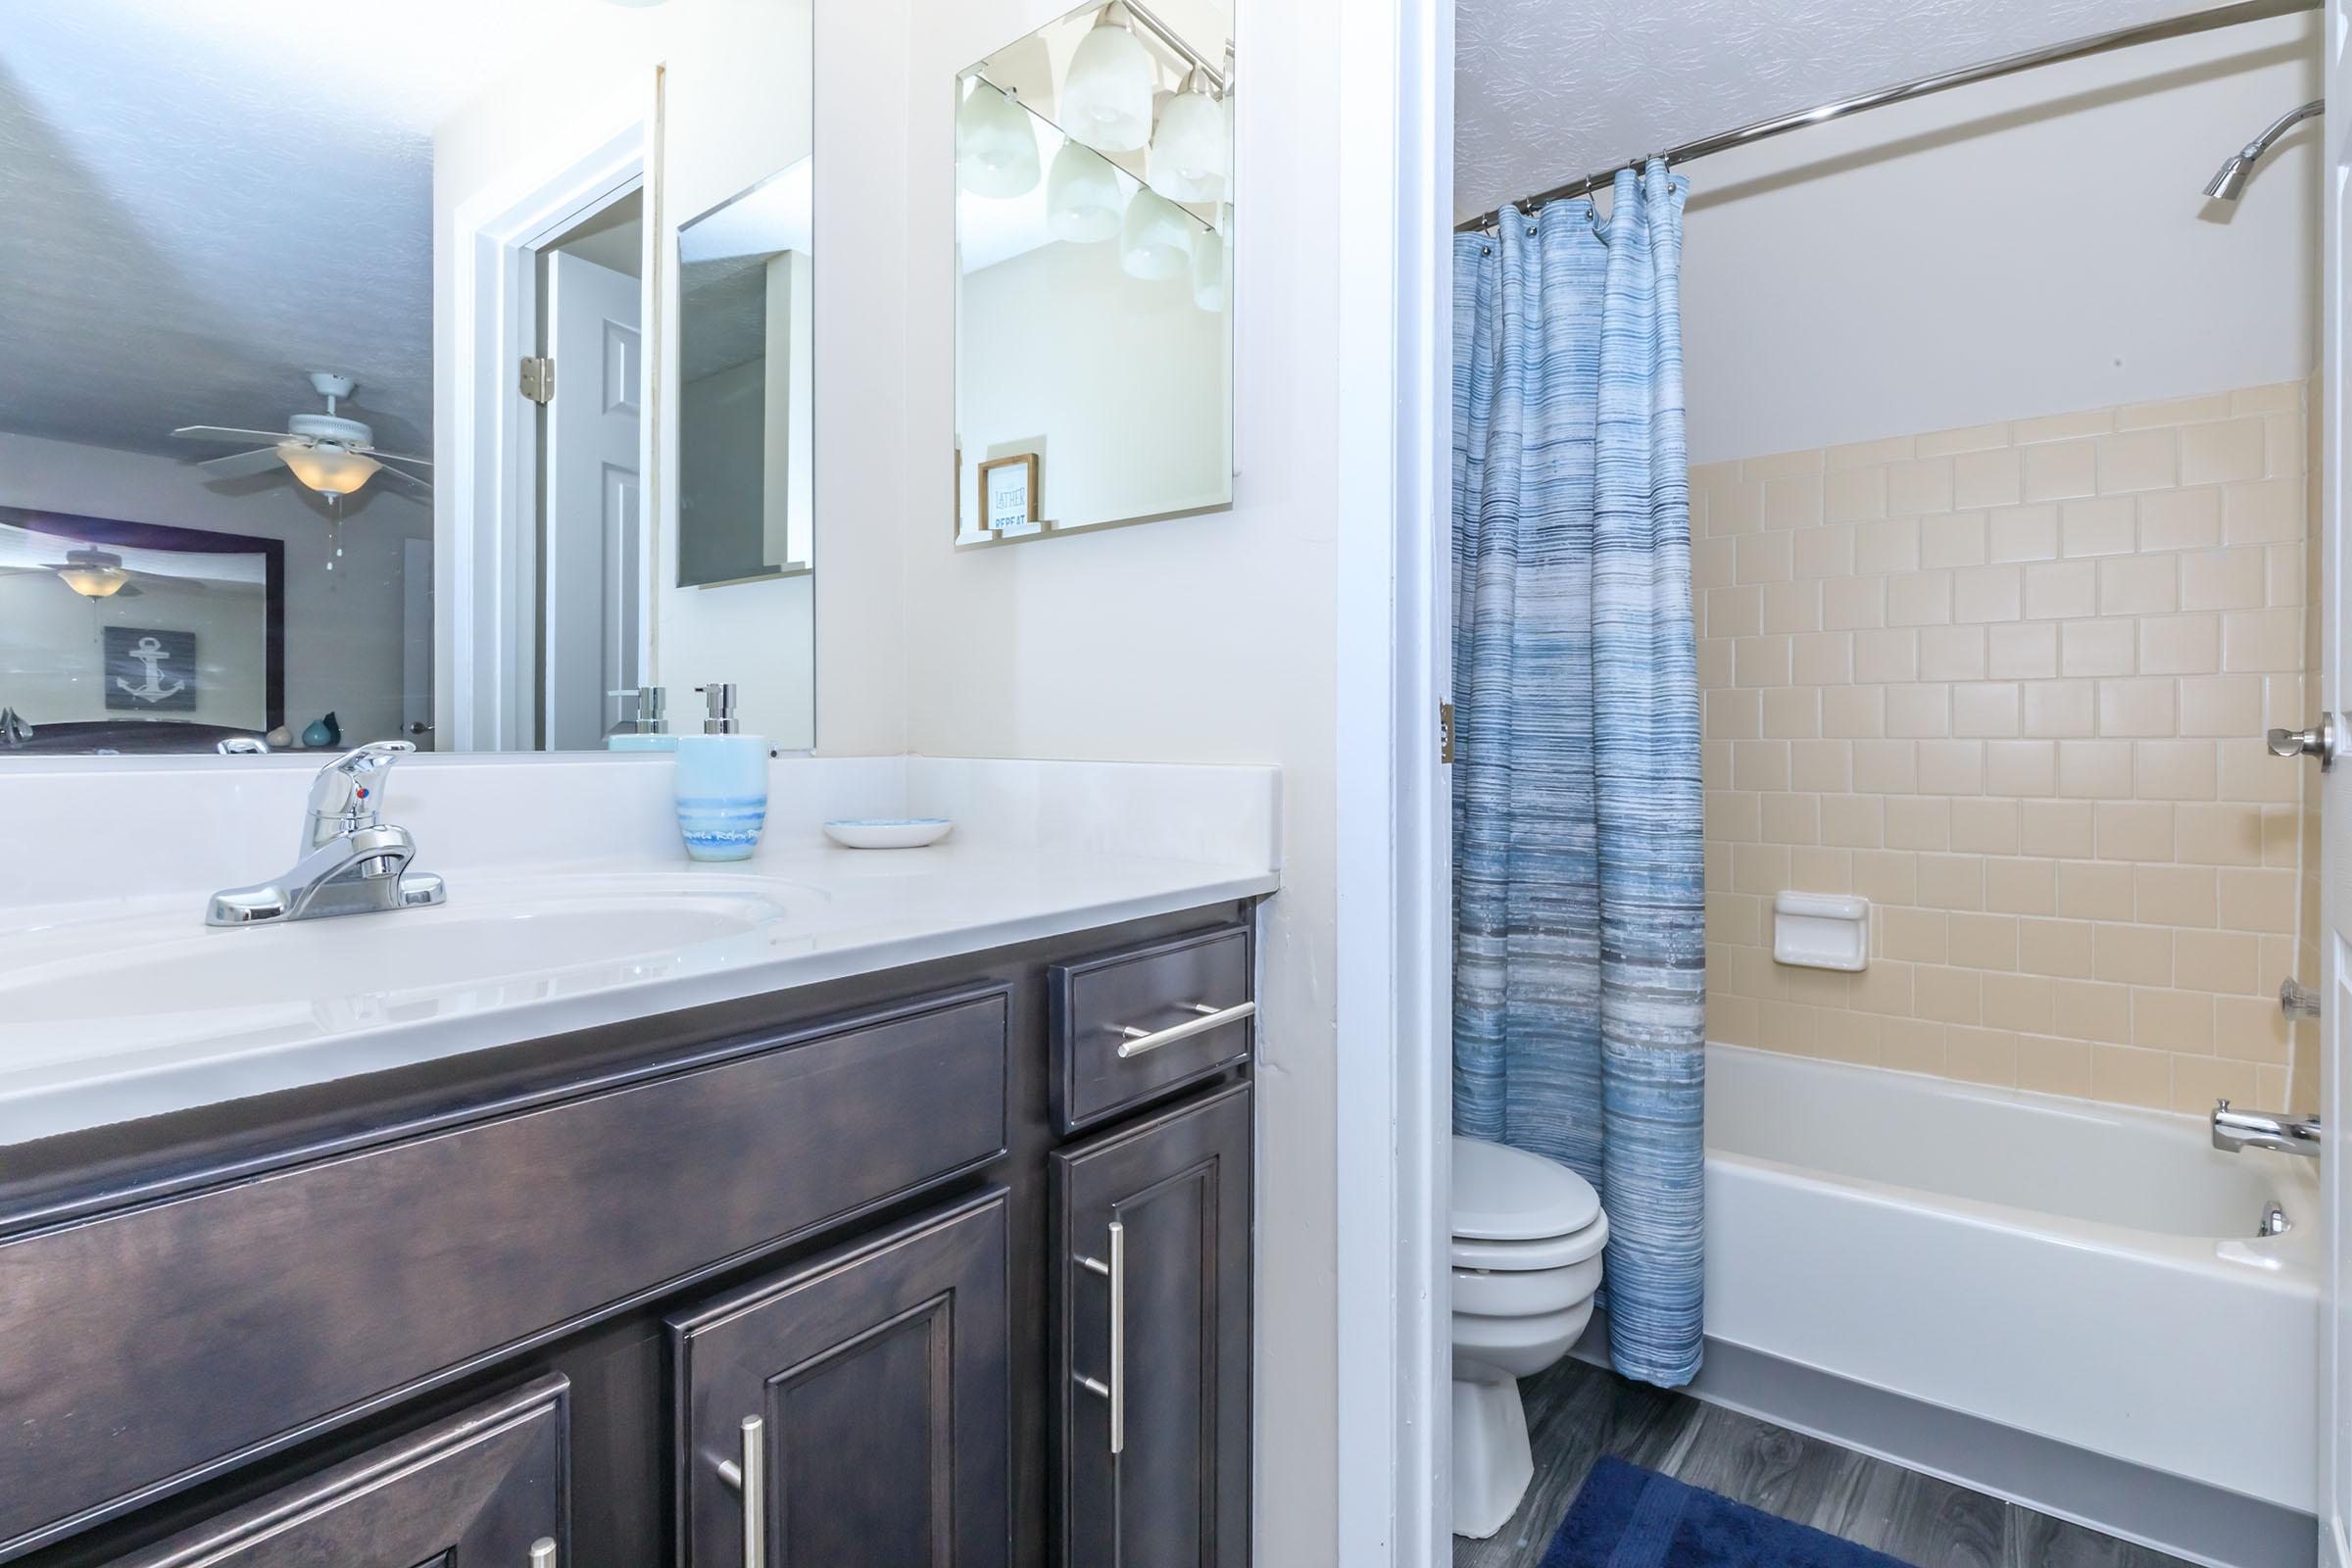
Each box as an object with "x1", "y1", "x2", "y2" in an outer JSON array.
[{"x1": 1772, "y1": 891, "x2": 1869, "y2": 972}]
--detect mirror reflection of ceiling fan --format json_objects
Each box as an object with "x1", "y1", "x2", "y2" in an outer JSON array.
[
  {"x1": 172, "y1": 371, "x2": 431, "y2": 501},
  {"x1": 0, "y1": 546, "x2": 144, "y2": 598}
]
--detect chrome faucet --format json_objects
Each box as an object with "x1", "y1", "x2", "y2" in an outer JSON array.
[
  {"x1": 2211, "y1": 1100, "x2": 2322, "y2": 1159},
  {"x1": 206, "y1": 741, "x2": 448, "y2": 926}
]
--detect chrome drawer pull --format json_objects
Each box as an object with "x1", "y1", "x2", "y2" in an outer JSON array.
[
  {"x1": 530, "y1": 1540, "x2": 558, "y2": 1568},
  {"x1": 1073, "y1": 1218, "x2": 1126, "y2": 1453},
  {"x1": 1112, "y1": 1000, "x2": 1255, "y2": 1059},
  {"x1": 714, "y1": 1414, "x2": 764, "y2": 1565}
]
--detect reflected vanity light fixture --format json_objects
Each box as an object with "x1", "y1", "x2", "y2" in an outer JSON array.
[
  {"x1": 956, "y1": 80, "x2": 1041, "y2": 198},
  {"x1": 1191, "y1": 225, "x2": 1226, "y2": 312},
  {"x1": 1150, "y1": 73, "x2": 1226, "y2": 203},
  {"x1": 276, "y1": 442, "x2": 381, "y2": 498},
  {"x1": 1047, "y1": 142, "x2": 1124, "y2": 242},
  {"x1": 1119, "y1": 186, "x2": 1195, "y2": 279},
  {"x1": 1060, "y1": 7, "x2": 1155, "y2": 151}
]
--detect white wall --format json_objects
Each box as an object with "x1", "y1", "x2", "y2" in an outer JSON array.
[
  {"x1": 1678, "y1": 11, "x2": 2322, "y2": 466},
  {"x1": 431, "y1": 0, "x2": 820, "y2": 749},
  {"x1": 956, "y1": 235, "x2": 1231, "y2": 533},
  {"x1": 0, "y1": 430, "x2": 429, "y2": 741},
  {"x1": 882, "y1": 2, "x2": 1345, "y2": 1562}
]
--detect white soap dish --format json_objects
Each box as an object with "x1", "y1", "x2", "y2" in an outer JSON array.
[
  {"x1": 823, "y1": 817, "x2": 954, "y2": 850},
  {"x1": 1772, "y1": 891, "x2": 1869, "y2": 971}
]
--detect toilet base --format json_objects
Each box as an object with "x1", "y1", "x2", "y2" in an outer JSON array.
[{"x1": 1451, "y1": 1367, "x2": 1535, "y2": 1540}]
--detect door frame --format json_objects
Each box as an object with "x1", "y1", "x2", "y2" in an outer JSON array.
[
  {"x1": 446, "y1": 91, "x2": 654, "y2": 752},
  {"x1": 1332, "y1": 0, "x2": 1452, "y2": 1560},
  {"x1": 2321, "y1": 4, "x2": 2347, "y2": 1563}
]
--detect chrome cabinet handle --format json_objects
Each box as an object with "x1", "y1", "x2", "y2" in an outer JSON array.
[
  {"x1": 1073, "y1": 1218, "x2": 1126, "y2": 1453},
  {"x1": 714, "y1": 1414, "x2": 764, "y2": 1565},
  {"x1": 1113, "y1": 1000, "x2": 1255, "y2": 1059},
  {"x1": 529, "y1": 1540, "x2": 557, "y2": 1568},
  {"x1": 2267, "y1": 714, "x2": 2336, "y2": 769}
]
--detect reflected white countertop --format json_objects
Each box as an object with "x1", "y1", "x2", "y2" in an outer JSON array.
[{"x1": 0, "y1": 755, "x2": 1280, "y2": 1145}]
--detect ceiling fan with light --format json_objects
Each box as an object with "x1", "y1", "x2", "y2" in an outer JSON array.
[
  {"x1": 0, "y1": 545, "x2": 145, "y2": 599},
  {"x1": 172, "y1": 371, "x2": 430, "y2": 501}
]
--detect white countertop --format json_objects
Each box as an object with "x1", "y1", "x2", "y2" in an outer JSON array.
[{"x1": 0, "y1": 755, "x2": 1281, "y2": 1146}]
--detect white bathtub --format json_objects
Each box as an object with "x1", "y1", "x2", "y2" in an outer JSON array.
[{"x1": 1702, "y1": 1044, "x2": 2321, "y2": 1514}]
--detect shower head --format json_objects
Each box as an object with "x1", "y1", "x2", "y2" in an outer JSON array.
[
  {"x1": 2205, "y1": 99, "x2": 2323, "y2": 203},
  {"x1": 2204, "y1": 155, "x2": 2251, "y2": 202}
]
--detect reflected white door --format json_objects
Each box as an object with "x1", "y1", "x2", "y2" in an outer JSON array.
[
  {"x1": 2325, "y1": 7, "x2": 2350, "y2": 1563},
  {"x1": 401, "y1": 537, "x2": 434, "y2": 750},
  {"x1": 544, "y1": 250, "x2": 643, "y2": 751}
]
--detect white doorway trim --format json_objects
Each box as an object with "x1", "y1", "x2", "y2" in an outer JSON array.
[
  {"x1": 445, "y1": 90, "x2": 653, "y2": 752},
  {"x1": 1334, "y1": 0, "x2": 1452, "y2": 1560}
]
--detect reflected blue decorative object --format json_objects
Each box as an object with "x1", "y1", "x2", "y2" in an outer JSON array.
[
  {"x1": 1451, "y1": 163, "x2": 1705, "y2": 1389},
  {"x1": 673, "y1": 734, "x2": 768, "y2": 861},
  {"x1": 301, "y1": 711, "x2": 340, "y2": 750}
]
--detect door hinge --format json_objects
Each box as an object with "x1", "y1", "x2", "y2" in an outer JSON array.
[
  {"x1": 1440, "y1": 702, "x2": 1456, "y2": 764},
  {"x1": 519, "y1": 356, "x2": 554, "y2": 405}
]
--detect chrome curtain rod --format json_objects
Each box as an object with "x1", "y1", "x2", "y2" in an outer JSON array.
[{"x1": 1456, "y1": 0, "x2": 2320, "y2": 233}]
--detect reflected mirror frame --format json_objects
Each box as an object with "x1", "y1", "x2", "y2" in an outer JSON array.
[
  {"x1": 674, "y1": 155, "x2": 817, "y2": 592},
  {"x1": 0, "y1": 506, "x2": 286, "y2": 755},
  {"x1": 952, "y1": 0, "x2": 1235, "y2": 548}
]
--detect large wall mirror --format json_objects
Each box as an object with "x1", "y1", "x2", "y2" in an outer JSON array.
[
  {"x1": 0, "y1": 1, "x2": 815, "y2": 757},
  {"x1": 955, "y1": 1, "x2": 1234, "y2": 546}
]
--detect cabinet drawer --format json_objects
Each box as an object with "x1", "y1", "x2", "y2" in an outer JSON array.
[
  {"x1": 0, "y1": 988, "x2": 1007, "y2": 1561},
  {"x1": 669, "y1": 1190, "x2": 1010, "y2": 1568},
  {"x1": 105, "y1": 1375, "x2": 568, "y2": 1568},
  {"x1": 1049, "y1": 925, "x2": 1251, "y2": 1134}
]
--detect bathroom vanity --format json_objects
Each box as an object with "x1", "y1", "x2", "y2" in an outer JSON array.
[{"x1": 0, "y1": 756, "x2": 1278, "y2": 1568}]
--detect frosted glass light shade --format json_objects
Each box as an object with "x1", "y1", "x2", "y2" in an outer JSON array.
[
  {"x1": 56, "y1": 550, "x2": 127, "y2": 597},
  {"x1": 1150, "y1": 88, "x2": 1226, "y2": 203},
  {"x1": 1120, "y1": 188, "x2": 1194, "y2": 280},
  {"x1": 279, "y1": 442, "x2": 381, "y2": 497},
  {"x1": 956, "y1": 81, "x2": 1040, "y2": 198},
  {"x1": 1191, "y1": 226, "x2": 1226, "y2": 311},
  {"x1": 1060, "y1": 20, "x2": 1153, "y2": 151},
  {"x1": 1046, "y1": 142, "x2": 1123, "y2": 243}
]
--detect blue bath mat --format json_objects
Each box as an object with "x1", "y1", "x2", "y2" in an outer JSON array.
[{"x1": 1543, "y1": 1458, "x2": 1913, "y2": 1568}]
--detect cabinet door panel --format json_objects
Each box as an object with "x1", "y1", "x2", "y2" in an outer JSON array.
[
  {"x1": 104, "y1": 1376, "x2": 566, "y2": 1568},
  {"x1": 1054, "y1": 1082, "x2": 1250, "y2": 1568},
  {"x1": 670, "y1": 1190, "x2": 1009, "y2": 1568}
]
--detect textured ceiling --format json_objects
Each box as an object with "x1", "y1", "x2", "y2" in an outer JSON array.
[
  {"x1": 1454, "y1": 0, "x2": 2216, "y2": 220},
  {"x1": 0, "y1": 0, "x2": 575, "y2": 463}
]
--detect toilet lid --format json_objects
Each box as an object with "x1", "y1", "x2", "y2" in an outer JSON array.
[{"x1": 1452, "y1": 1136, "x2": 1602, "y2": 1241}]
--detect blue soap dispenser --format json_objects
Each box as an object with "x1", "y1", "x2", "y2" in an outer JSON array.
[{"x1": 673, "y1": 683, "x2": 767, "y2": 860}]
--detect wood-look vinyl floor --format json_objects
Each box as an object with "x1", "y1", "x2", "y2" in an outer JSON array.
[{"x1": 1452, "y1": 1358, "x2": 2197, "y2": 1568}]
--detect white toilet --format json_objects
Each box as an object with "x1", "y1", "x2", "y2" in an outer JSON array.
[{"x1": 1450, "y1": 1135, "x2": 1609, "y2": 1539}]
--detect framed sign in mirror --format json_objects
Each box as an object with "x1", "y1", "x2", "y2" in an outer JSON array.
[
  {"x1": 0, "y1": 508, "x2": 285, "y2": 756},
  {"x1": 978, "y1": 453, "x2": 1042, "y2": 533},
  {"x1": 954, "y1": 0, "x2": 1234, "y2": 547}
]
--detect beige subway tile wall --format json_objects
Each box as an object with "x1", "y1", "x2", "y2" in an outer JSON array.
[{"x1": 1694, "y1": 380, "x2": 2311, "y2": 1113}]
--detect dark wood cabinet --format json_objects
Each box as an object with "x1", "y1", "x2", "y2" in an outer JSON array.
[
  {"x1": 1053, "y1": 1080, "x2": 1252, "y2": 1568},
  {"x1": 104, "y1": 1376, "x2": 568, "y2": 1568},
  {"x1": 4, "y1": 907, "x2": 1253, "y2": 1568},
  {"x1": 668, "y1": 1190, "x2": 1011, "y2": 1568}
]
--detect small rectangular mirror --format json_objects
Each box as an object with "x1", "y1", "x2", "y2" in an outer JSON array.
[
  {"x1": 955, "y1": 0, "x2": 1233, "y2": 546},
  {"x1": 678, "y1": 159, "x2": 815, "y2": 588}
]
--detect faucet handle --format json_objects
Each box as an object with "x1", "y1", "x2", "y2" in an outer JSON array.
[{"x1": 305, "y1": 740, "x2": 416, "y2": 848}]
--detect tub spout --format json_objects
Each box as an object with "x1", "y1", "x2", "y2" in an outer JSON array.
[{"x1": 2211, "y1": 1100, "x2": 2321, "y2": 1158}]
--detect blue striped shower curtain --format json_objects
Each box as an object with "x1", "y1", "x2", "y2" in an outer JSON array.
[{"x1": 1450, "y1": 162, "x2": 1705, "y2": 1388}]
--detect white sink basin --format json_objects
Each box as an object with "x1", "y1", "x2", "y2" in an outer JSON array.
[{"x1": 0, "y1": 872, "x2": 825, "y2": 1091}]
